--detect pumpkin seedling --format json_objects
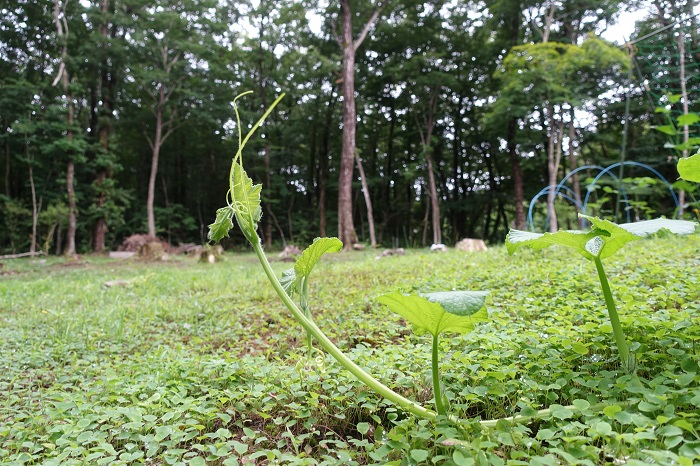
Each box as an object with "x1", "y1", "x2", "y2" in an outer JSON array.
[
  {"x1": 506, "y1": 214, "x2": 697, "y2": 374},
  {"x1": 378, "y1": 291, "x2": 489, "y2": 415},
  {"x1": 281, "y1": 237, "x2": 342, "y2": 370}
]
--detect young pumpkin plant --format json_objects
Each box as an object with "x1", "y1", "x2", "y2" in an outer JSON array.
[
  {"x1": 506, "y1": 214, "x2": 697, "y2": 374},
  {"x1": 377, "y1": 291, "x2": 489, "y2": 415},
  {"x1": 209, "y1": 93, "x2": 630, "y2": 427}
]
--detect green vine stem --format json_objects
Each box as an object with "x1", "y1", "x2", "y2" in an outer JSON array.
[
  {"x1": 432, "y1": 334, "x2": 447, "y2": 416},
  {"x1": 250, "y1": 234, "x2": 438, "y2": 421},
  {"x1": 594, "y1": 256, "x2": 633, "y2": 374}
]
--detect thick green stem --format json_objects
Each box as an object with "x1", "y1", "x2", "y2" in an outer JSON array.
[
  {"x1": 432, "y1": 334, "x2": 446, "y2": 416},
  {"x1": 250, "y1": 235, "x2": 438, "y2": 421},
  {"x1": 594, "y1": 256, "x2": 633, "y2": 373}
]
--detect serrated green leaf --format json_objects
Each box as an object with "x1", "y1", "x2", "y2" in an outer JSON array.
[
  {"x1": 231, "y1": 162, "x2": 262, "y2": 234},
  {"x1": 668, "y1": 94, "x2": 682, "y2": 104},
  {"x1": 616, "y1": 217, "x2": 697, "y2": 237},
  {"x1": 677, "y1": 113, "x2": 700, "y2": 126},
  {"x1": 423, "y1": 291, "x2": 489, "y2": 316},
  {"x1": 678, "y1": 153, "x2": 700, "y2": 182},
  {"x1": 208, "y1": 207, "x2": 234, "y2": 243},
  {"x1": 294, "y1": 237, "x2": 343, "y2": 280},
  {"x1": 378, "y1": 291, "x2": 488, "y2": 337},
  {"x1": 652, "y1": 125, "x2": 677, "y2": 136}
]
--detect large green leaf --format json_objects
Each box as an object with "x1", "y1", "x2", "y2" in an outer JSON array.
[
  {"x1": 506, "y1": 215, "x2": 697, "y2": 261},
  {"x1": 231, "y1": 162, "x2": 262, "y2": 234},
  {"x1": 678, "y1": 153, "x2": 700, "y2": 183},
  {"x1": 378, "y1": 292, "x2": 488, "y2": 337},
  {"x1": 281, "y1": 237, "x2": 343, "y2": 296},
  {"x1": 207, "y1": 206, "x2": 234, "y2": 243}
]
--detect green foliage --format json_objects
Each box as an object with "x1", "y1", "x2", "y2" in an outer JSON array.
[
  {"x1": 378, "y1": 291, "x2": 488, "y2": 337},
  {"x1": 507, "y1": 214, "x2": 698, "y2": 261},
  {"x1": 678, "y1": 153, "x2": 700, "y2": 183},
  {"x1": 2, "y1": 237, "x2": 700, "y2": 463}
]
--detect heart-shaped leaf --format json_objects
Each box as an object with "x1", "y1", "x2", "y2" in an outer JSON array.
[
  {"x1": 378, "y1": 292, "x2": 488, "y2": 337},
  {"x1": 678, "y1": 153, "x2": 700, "y2": 183},
  {"x1": 507, "y1": 215, "x2": 697, "y2": 261}
]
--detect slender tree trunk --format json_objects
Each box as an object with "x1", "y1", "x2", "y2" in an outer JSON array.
[
  {"x1": 147, "y1": 101, "x2": 164, "y2": 238},
  {"x1": 545, "y1": 105, "x2": 560, "y2": 233},
  {"x1": 678, "y1": 28, "x2": 688, "y2": 216},
  {"x1": 318, "y1": 95, "x2": 334, "y2": 237},
  {"x1": 507, "y1": 119, "x2": 526, "y2": 229},
  {"x1": 355, "y1": 153, "x2": 376, "y2": 247},
  {"x1": 93, "y1": 0, "x2": 113, "y2": 253},
  {"x1": 29, "y1": 157, "x2": 38, "y2": 255},
  {"x1": 3, "y1": 119, "x2": 9, "y2": 197},
  {"x1": 568, "y1": 111, "x2": 583, "y2": 228},
  {"x1": 338, "y1": 0, "x2": 358, "y2": 248},
  {"x1": 54, "y1": 0, "x2": 77, "y2": 256},
  {"x1": 426, "y1": 153, "x2": 441, "y2": 244},
  {"x1": 337, "y1": 0, "x2": 384, "y2": 249}
]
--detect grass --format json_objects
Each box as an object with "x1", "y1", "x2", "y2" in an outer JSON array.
[{"x1": 1, "y1": 236, "x2": 700, "y2": 465}]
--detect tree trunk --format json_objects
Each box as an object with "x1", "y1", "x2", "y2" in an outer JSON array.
[
  {"x1": 92, "y1": 0, "x2": 113, "y2": 253},
  {"x1": 678, "y1": 28, "x2": 688, "y2": 216},
  {"x1": 545, "y1": 105, "x2": 560, "y2": 233},
  {"x1": 147, "y1": 100, "x2": 164, "y2": 238},
  {"x1": 54, "y1": 0, "x2": 77, "y2": 256},
  {"x1": 355, "y1": 153, "x2": 376, "y2": 247},
  {"x1": 337, "y1": 0, "x2": 384, "y2": 249},
  {"x1": 29, "y1": 157, "x2": 38, "y2": 255},
  {"x1": 507, "y1": 119, "x2": 526, "y2": 229},
  {"x1": 568, "y1": 111, "x2": 583, "y2": 228},
  {"x1": 3, "y1": 119, "x2": 9, "y2": 197},
  {"x1": 426, "y1": 152, "x2": 441, "y2": 244},
  {"x1": 338, "y1": 0, "x2": 358, "y2": 248}
]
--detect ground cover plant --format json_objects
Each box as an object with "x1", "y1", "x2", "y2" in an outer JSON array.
[{"x1": 2, "y1": 236, "x2": 700, "y2": 465}]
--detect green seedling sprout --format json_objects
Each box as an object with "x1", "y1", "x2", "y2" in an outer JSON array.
[
  {"x1": 377, "y1": 291, "x2": 488, "y2": 415},
  {"x1": 281, "y1": 237, "x2": 342, "y2": 370},
  {"x1": 506, "y1": 214, "x2": 697, "y2": 374}
]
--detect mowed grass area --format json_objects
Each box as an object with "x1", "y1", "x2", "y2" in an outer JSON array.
[{"x1": 1, "y1": 236, "x2": 700, "y2": 465}]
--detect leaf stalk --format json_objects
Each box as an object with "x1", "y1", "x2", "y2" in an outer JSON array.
[{"x1": 594, "y1": 256, "x2": 633, "y2": 373}]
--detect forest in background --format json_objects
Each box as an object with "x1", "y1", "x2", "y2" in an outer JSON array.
[{"x1": 1, "y1": 0, "x2": 698, "y2": 255}]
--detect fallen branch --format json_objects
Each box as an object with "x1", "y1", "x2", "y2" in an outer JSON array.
[{"x1": 0, "y1": 251, "x2": 46, "y2": 260}]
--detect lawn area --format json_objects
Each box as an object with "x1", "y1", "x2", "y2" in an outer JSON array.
[{"x1": 1, "y1": 236, "x2": 700, "y2": 465}]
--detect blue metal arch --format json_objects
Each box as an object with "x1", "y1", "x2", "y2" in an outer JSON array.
[{"x1": 527, "y1": 161, "x2": 679, "y2": 232}]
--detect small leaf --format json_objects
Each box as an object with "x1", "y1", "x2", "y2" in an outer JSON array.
[
  {"x1": 652, "y1": 125, "x2": 677, "y2": 136},
  {"x1": 208, "y1": 207, "x2": 234, "y2": 243},
  {"x1": 571, "y1": 342, "x2": 588, "y2": 355},
  {"x1": 678, "y1": 153, "x2": 700, "y2": 182},
  {"x1": 677, "y1": 113, "x2": 700, "y2": 126},
  {"x1": 279, "y1": 268, "x2": 297, "y2": 295},
  {"x1": 594, "y1": 421, "x2": 612, "y2": 436},
  {"x1": 294, "y1": 237, "x2": 343, "y2": 280},
  {"x1": 423, "y1": 291, "x2": 489, "y2": 316},
  {"x1": 655, "y1": 106, "x2": 670, "y2": 114},
  {"x1": 378, "y1": 292, "x2": 488, "y2": 337},
  {"x1": 357, "y1": 422, "x2": 370, "y2": 436},
  {"x1": 668, "y1": 94, "x2": 682, "y2": 104},
  {"x1": 410, "y1": 449, "x2": 430, "y2": 462},
  {"x1": 603, "y1": 405, "x2": 622, "y2": 418}
]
